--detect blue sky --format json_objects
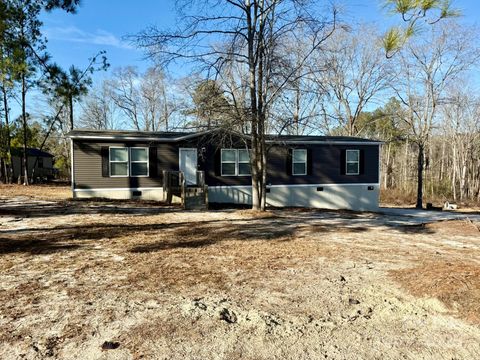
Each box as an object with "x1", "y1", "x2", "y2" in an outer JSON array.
[
  {"x1": 6, "y1": 0, "x2": 476, "y2": 124},
  {"x1": 40, "y1": 0, "x2": 479, "y2": 83},
  {"x1": 41, "y1": 0, "x2": 177, "y2": 80}
]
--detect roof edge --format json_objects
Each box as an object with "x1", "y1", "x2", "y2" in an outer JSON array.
[
  {"x1": 66, "y1": 129, "x2": 383, "y2": 145},
  {"x1": 268, "y1": 140, "x2": 384, "y2": 145},
  {"x1": 67, "y1": 129, "x2": 213, "y2": 142}
]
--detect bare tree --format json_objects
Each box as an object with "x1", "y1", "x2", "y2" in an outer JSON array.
[
  {"x1": 442, "y1": 86, "x2": 480, "y2": 201},
  {"x1": 139, "y1": 67, "x2": 172, "y2": 131},
  {"x1": 318, "y1": 25, "x2": 393, "y2": 136},
  {"x1": 269, "y1": 31, "x2": 327, "y2": 135},
  {"x1": 107, "y1": 66, "x2": 141, "y2": 130},
  {"x1": 79, "y1": 82, "x2": 119, "y2": 130},
  {"x1": 132, "y1": 0, "x2": 337, "y2": 210},
  {"x1": 107, "y1": 66, "x2": 176, "y2": 131},
  {"x1": 391, "y1": 21, "x2": 480, "y2": 208}
]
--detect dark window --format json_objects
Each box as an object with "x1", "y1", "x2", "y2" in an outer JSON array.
[
  {"x1": 238, "y1": 149, "x2": 251, "y2": 175},
  {"x1": 130, "y1": 148, "x2": 149, "y2": 177},
  {"x1": 346, "y1": 150, "x2": 360, "y2": 175},
  {"x1": 110, "y1": 147, "x2": 129, "y2": 177},
  {"x1": 109, "y1": 147, "x2": 149, "y2": 177},
  {"x1": 221, "y1": 149, "x2": 251, "y2": 176},
  {"x1": 292, "y1": 149, "x2": 307, "y2": 175}
]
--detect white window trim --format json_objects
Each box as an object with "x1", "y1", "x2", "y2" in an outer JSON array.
[
  {"x1": 292, "y1": 149, "x2": 307, "y2": 176},
  {"x1": 221, "y1": 149, "x2": 251, "y2": 177},
  {"x1": 109, "y1": 146, "x2": 129, "y2": 177},
  {"x1": 130, "y1": 147, "x2": 149, "y2": 177},
  {"x1": 346, "y1": 149, "x2": 360, "y2": 175}
]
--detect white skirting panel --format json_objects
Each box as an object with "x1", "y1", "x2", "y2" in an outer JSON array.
[
  {"x1": 73, "y1": 188, "x2": 165, "y2": 201},
  {"x1": 208, "y1": 184, "x2": 379, "y2": 212},
  {"x1": 73, "y1": 184, "x2": 380, "y2": 211}
]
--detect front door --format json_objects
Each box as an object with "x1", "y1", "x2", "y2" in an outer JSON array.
[{"x1": 179, "y1": 148, "x2": 198, "y2": 185}]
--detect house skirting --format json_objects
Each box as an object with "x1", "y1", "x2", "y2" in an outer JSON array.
[
  {"x1": 73, "y1": 187, "x2": 165, "y2": 201},
  {"x1": 208, "y1": 183, "x2": 379, "y2": 212},
  {"x1": 73, "y1": 183, "x2": 379, "y2": 211}
]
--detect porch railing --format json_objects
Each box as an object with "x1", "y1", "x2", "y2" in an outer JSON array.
[{"x1": 163, "y1": 170, "x2": 208, "y2": 210}]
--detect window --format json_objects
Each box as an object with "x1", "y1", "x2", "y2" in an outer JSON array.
[
  {"x1": 130, "y1": 147, "x2": 149, "y2": 177},
  {"x1": 292, "y1": 149, "x2": 307, "y2": 176},
  {"x1": 346, "y1": 149, "x2": 360, "y2": 175},
  {"x1": 221, "y1": 149, "x2": 237, "y2": 176},
  {"x1": 109, "y1": 147, "x2": 149, "y2": 177},
  {"x1": 110, "y1": 147, "x2": 129, "y2": 177},
  {"x1": 38, "y1": 157, "x2": 44, "y2": 168},
  {"x1": 221, "y1": 149, "x2": 251, "y2": 176},
  {"x1": 238, "y1": 149, "x2": 251, "y2": 175}
]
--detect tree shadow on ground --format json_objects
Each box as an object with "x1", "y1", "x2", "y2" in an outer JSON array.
[
  {"x1": 0, "y1": 220, "x2": 216, "y2": 255},
  {"x1": 0, "y1": 199, "x2": 180, "y2": 218},
  {"x1": 129, "y1": 220, "x2": 297, "y2": 253},
  {"x1": 128, "y1": 217, "x2": 434, "y2": 253},
  {"x1": 0, "y1": 205, "x2": 437, "y2": 255}
]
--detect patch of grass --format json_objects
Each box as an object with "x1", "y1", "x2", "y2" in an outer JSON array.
[
  {"x1": 391, "y1": 261, "x2": 480, "y2": 324},
  {"x1": 0, "y1": 184, "x2": 71, "y2": 200}
]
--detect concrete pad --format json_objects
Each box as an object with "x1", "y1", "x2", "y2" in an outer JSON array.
[{"x1": 379, "y1": 207, "x2": 480, "y2": 224}]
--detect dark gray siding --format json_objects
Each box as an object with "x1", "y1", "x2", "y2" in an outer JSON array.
[
  {"x1": 202, "y1": 143, "x2": 379, "y2": 186},
  {"x1": 73, "y1": 137, "x2": 380, "y2": 190},
  {"x1": 266, "y1": 144, "x2": 379, "y2": 185}
]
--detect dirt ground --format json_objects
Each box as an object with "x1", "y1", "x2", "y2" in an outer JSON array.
[{"x1": 1, "y1": 185, "x2": 480, "y2": 360}]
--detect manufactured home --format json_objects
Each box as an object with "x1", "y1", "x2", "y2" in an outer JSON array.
[
  {"x1": 67, "y1": 129, "x2": 381, "y2": 211},
  {"x1": 11, "y1": 148, "x2": 55, "y2": 182}
]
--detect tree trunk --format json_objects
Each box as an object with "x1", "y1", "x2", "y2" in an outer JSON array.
[
  {"x1": 245, "y1": 0, "x2": 262, "y2": 211},
  {"x1": 403, "y1": 139, "x2": 409, "y2": 192},
  {"x1": 293, "y1": 85, "x2": 300, "y2": 135},
  {"x1": 439, "y1": 139, "x2": 445, "y2": 182},
  {"x1": 2, "y1": 86, "x2": 12, "y2": 183},
  {"x1": 22, "y1": 73, "x2": 29, "y2": 186},
  {"x1": 383, "y1": 142, "x2": 391, "y2": 190},
  {"x1": 2, "y1": 159, "x2": 7, "y2": 184},
  {"x1": 459, "y1": 149, "x2": 468, "y2": 201},
  {"x1": 69, "y1": 94, "x2": 74, "y2": 130},
  {"x1": 261, "y1": 145, "x2": 267, "y2": 210},
  {"x1": 162, "y1": 82, "x2": 169, "y2": 131},
  {"x1": 452, "y1": 142, "x2": 457, "y2": 201},
  {"x1": 416, "y1": 142, "x2": 424, "y2": 209},
  {"x1": 428, "y1": 142, "x2": 433, "y2": 197}
]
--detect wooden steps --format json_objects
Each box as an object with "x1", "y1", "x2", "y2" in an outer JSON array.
[
  {"x1": 163, "y1": 170, "x2": 208, "y2": 210},
  {"x1": 184, "y1": 186, "x2": 208, "y2": 210}
]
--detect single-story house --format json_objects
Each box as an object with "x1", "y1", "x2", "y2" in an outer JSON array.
[
  {"x1": 67, "y1": 129, "x2": 382, "y2": 211},
  {"x1": 11, "y1": 148, "x2": 55, "y2": 181}
]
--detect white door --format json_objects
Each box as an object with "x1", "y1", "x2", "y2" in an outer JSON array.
[{"x1": 179, "y1": 148, "x2": 198, "y2": 185}]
